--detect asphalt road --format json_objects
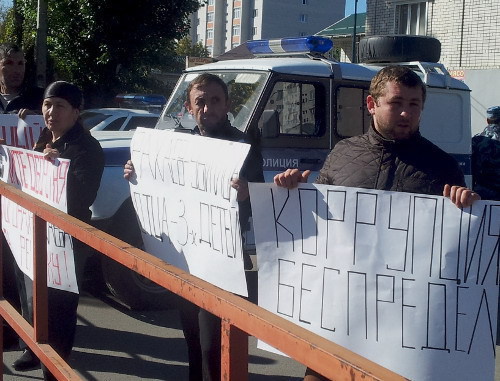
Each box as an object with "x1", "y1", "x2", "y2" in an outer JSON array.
[{"x1": 2, "y1": 292, "x2": 305, "y2": 380}]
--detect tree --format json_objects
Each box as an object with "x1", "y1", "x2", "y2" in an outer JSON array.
[
  {"x1": 175, "y1": 36, "x2": 209, "y2": 58},
  {"x1": 4, "y1": 0, "x2": 203, "y2": 107}
]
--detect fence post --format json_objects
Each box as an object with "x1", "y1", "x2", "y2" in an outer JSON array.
[
  {"x1": 33, "y1": 214, "x2": 48, "y2": 343},
  {"x1": 221, "y1": 319, "x2": 248, "y2": 381}
]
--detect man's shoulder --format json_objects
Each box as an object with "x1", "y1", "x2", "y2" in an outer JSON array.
[{"x1": 227, "y1": 124, "x2": 247, "y2": 139}]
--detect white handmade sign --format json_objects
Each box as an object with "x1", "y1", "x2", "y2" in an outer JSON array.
[
  {"x1": 130, "y1": 128, "x2": 251, "y2": 296},
  {"x1": 249, "y1": 182, "x2": 499, "y2": 381},
  {"x1": 0, "y1": 145, "x2": 78, "y2": 293},
  {"x1": 0, "y1": 114, "x2": 44, "y2": 149}
]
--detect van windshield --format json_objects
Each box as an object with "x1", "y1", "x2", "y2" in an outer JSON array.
[{"x1": 157, "y1": 71, "x2": 268, "y2": 132}]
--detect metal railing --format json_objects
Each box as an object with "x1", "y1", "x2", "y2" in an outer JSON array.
[{"x1": 0, "y1": 180, "x2": 408, "y2": 380}]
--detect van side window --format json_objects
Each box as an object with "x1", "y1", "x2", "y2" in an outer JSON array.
[
  {"x1": 336, "y1": 87, "x2": 371, "y2": 137},
  {"x1": 259, "y1": 81, "x2": 326, "y2": 137}
]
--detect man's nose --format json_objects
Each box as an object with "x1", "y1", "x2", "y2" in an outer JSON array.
[{"x1": 400, "y1": 108, "x2": 410, "y2": 117}]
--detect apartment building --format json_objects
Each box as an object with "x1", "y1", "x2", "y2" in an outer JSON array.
[
  {"x1": 189, "y1": 0, "x2": 345, "y2": 57},
  {"x1": 365, "y1": 0, "x2": 500, "y2": 134}
]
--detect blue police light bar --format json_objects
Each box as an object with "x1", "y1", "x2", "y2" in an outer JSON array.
[{"x1": 247, "y1": 36, "x2": 333, "y2": 55}]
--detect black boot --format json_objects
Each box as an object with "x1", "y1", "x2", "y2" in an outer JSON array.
[{"x1": 12, "y1": 348, "x2": 40, "y2": 371}]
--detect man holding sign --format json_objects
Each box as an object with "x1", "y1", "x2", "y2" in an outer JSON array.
[
  {"x1": 0, "y1": 42, "x2": 45, "y2": 353},
  {"x1": 12, "y1": 81, "x2": 104, "y2": 380},
  {"x1": 273, "y1": 65, "x2": 480, "y2": 380},
  {"x1": 125, "y1": 73, "x2": 263, "y2": 381}
]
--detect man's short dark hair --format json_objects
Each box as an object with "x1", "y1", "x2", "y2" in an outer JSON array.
[
  {"x1": 186, "y1": 73, "x2": 229, "y2": 105},
  {"x1": 0, "y1": 43, "x2": 23, "y2": 61},
  {"x1": 370, "y1": 65, "x2": 427, "y2": 104}
]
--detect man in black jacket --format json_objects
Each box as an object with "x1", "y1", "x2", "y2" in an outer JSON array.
[
  {"x1": 0, "y1": 43, "x2": 45, "y2": 357},
  {"x1": 125, "y1": 73, "x2": 263, "y2": 381},
  {"x1": 0, "y1": 43, "x2": 44, "y2": 118},
  {"x1": 274, "y1": 65, "x2": 480, "y2": 381}
]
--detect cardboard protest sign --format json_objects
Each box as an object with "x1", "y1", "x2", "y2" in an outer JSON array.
[
  {"x1": 130, "y1": 128, "x2": 251, "y2": 296},
  {"x1": 0, "y1": 145, "x2": 78, "y2": 293},
  {"x1": 0, "y1": 114, "x2": 44, "y2": 149},
  {"x1": 249, "y1": 183, "x2": 499, "y2": 381}
]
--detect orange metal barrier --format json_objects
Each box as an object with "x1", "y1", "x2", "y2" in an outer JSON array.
[{"x1": 0, "y1": 180, "x2": 408, "y2": 381}]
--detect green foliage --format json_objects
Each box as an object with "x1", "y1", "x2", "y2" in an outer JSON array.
[
  {"x1": 2, "y1": 0, "x2": 201, "y2": 106},
  {"x1": 175, "y1": 36, "x2": 209, "y2": 58}
]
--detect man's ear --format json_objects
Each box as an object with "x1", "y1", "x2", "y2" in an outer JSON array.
[
  {"x1": 184, "y1": 101, "x2": 193, "y2": 115},
  {"x1": 366, "y1": 95, "x2": 376, "y2": 115}
]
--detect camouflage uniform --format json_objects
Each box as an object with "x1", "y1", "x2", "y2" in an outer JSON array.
[{"x1": 472, "y1": 122, "x2": 500, "y2": 201}]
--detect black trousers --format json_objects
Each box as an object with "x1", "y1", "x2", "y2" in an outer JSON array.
[
  {"x1": 21, "y1": 274, "x2": 80, "y2": 358},
  {"x1": 179, "y1": 300, "x2": 221, "y2": 381},
  {"x1": 2, "y1": 238, "x2": 22, "y2": 346}
]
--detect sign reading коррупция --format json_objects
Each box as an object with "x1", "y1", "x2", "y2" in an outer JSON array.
[{"x1": 250, "y1": 183, "x2": 499, "y2": 381}]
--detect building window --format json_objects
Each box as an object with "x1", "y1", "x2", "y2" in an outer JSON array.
[
  {"x1": 252, "y1": 27, "x2": 257, "y2": 36},
  {"x1": 396, "y1": 2, "x2": 427, "y2": 35},
  {"x1": 207, "y1": 29, "x2": 214, "y2": 39},
  {"x1": 232, "y1": 26, "x2": 240, "y2": 36},
  {"x1": 208, "y1": 0, "x2": 214, "y2": 5},
  {"x1": 253, "y1": 9, "x2": 258, "y2": 17},
  {"x1": 207, "y1": 12, "x2": 214, "y2": 22},
  {"x1": 299, "y1": 14, "x2": 308, "y2": 23},
  {"x1": 233, "y1": 7, "x2": 241, "y2": 19}
]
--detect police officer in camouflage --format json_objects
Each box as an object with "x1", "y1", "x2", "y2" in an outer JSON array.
[{"x1": 472, "y1": 106, "x2": 500, "y2": 201}]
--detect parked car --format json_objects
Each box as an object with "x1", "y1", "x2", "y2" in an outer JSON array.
[
  {"x1": 114, "y1": 94, "x2": 167, "y2": 113},
  {"x1": 90, "y1": 35, "x2": 473, "y2": 309},
  {"x1": 82, "y1": 108, "x2": 159, "y2": 132}
]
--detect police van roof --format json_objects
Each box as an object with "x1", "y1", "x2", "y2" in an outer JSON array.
[{"x1": 185, "y1": 56, "x2": 469, "y2": 91}]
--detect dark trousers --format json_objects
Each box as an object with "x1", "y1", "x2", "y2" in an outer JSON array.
[
  {"x1": 21, "y1": 274, "x2": 80, "y2": 358},
  {"x1": 179, "y1": 300, "x2": 221, "y2": 381},
  {"x1": 16, "y1": 239, "x2": 88, "y2": 380},
  {"x1": 2, "y1": 238, "x2": 22, "y2": 346},
  {"x1": 177, "y1": 269, "x2": 258, "y2": 381}
]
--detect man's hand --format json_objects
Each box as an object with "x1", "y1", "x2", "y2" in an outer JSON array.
[
  {"x1": 43, "y1": 144, "x2": 59, "y2": 161},
  {"x1": 124, "y1": 160, "x2": 135, "y2": 181},
  {"x1": 274, "y1": 169, "x2": 311, "y2": 189},
  {"x1": 18, "y1": 108, "x2": 37, "y2": 120},
  {"x1": 443, "y1": 184, "x2": 481, "y2": 208},
  {"x1": 231, "y1": 177, "x2": 249, "y2": 201}
]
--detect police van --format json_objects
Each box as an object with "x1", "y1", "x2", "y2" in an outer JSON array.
[
  {"x1": 92, "y1": 35, "x2": 472, "y2": 308},
  {"x1": 156, "y1": 35, "x2": 472, "y2": 184}
]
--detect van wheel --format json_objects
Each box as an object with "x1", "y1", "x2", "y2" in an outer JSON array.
[
  {"x1": 358, "y1": 35, "x2": 441, "y2": 63},
  {"x1": 101, "y1": 257, "x2": 176, "y2": 310},
  {"x1": 99, "y1": 198, "x2": 176, "y2": 310}
]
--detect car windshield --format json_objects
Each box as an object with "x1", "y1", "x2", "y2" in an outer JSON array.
[
  {"x1": 81, "y1": 111, "x2": 112, "y2": 130},
  {"x1": 157, "y1": 71, "x2": 269, "y2": 132}
]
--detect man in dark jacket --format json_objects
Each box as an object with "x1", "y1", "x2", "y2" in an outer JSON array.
[
  {"x1": 472, "y1": 106, "x2": 500, "y2": 201},
  {"x1": 13, "y1": 81, "x2": 104, "y2": 380},
  {"x1": 124, "y1": 73, "x2": 264, "y2": 381},
  {"x1": 0, "y1": 43, "x2": 45, "y2": 354},
  {"x1": 274, "y1": 65, "x2": 480, "y2": 381},
  {"x1": 0, "y1": 43, "x2": 44, "y2": 118}
]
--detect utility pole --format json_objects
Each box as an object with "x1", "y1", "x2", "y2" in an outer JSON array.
[
  {"x1": 35, "y1": 0, "x2": 47, "y2": 88},
  {"x1": 12, "y1": 0, "x2": 23, "y2": 46},
  {"x1": 351, "y1": 0, "x2": 358, "y2": 63}
]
